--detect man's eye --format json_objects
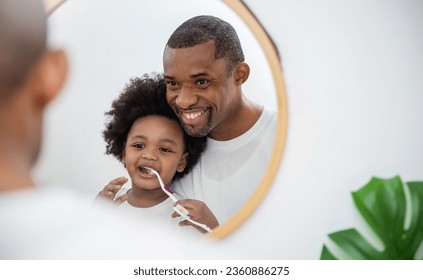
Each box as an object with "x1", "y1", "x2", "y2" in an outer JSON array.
[
  {"x1": 166, "y1": 81, "x2": 178, "y2": 88},
  {"x1": 195, "y1": 79, "x2": 210, "y2": 89},
  {"x1": 195, "y1": 79, "x2": 209, "y2": 86}
]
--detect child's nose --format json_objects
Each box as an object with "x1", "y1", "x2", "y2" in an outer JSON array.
[{"x1": 142, "y1": 152, "x2": 158, "y2": 161}]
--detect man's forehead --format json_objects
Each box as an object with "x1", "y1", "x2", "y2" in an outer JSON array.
[{"x1": 164, "y1": 41, "x2": 216, "y2": 60}]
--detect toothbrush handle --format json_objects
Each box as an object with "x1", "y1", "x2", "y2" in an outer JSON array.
[
  {"x1": 173, "y1": 205, "x2": 212, "y2": 233},
  {"x1": 174, "y1": 204, "x2": 190, "y2": 216}
]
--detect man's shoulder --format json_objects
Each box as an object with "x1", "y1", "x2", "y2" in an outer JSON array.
[
  {"x1": 243, "y1": 105, "x2": 277, "y2": 139},
  {"x1": 262, "y1": 106, "x2": 278, "y2": 125}
]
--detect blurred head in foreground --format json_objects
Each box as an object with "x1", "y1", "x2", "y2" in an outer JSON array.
[
  {"x1": 0, "y1": 0, "x2": 67, "y2": 191},
  {"x1": 0, "y1": 1, "x2": 215, "y2": 260}
]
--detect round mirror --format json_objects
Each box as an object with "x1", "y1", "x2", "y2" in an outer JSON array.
[{"x1": 36, "y1": 0, "x2": 287, "y2": 238}]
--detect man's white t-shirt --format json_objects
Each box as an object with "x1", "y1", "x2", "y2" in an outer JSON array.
[
  {"x1": 0, "y1": 186, "x2": 199, "y2": 259},
  {"x1": 171, "y1": 106, "x2": 277, "y2": 224}
]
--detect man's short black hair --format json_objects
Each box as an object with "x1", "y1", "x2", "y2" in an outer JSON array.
[
  {"x1": 0, "y1": 0, "x2": 47, "y2": 100},
  {"x1": 166, "y1": 15, "x2": 245, "y2": 76},
  {"x1": 103, "y1": 73, "x2": 206, "y2": 180}
]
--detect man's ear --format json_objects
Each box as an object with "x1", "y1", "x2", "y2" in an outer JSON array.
[
  {"x1": 234, "y1": 62, "x2": 250, "y2": 86},
  {"x1": 31, "y1": 49, "x2": 68, "y2": 108},
  {"x1": 177, "y1": 153, "x2": 189, "y2": 172}
]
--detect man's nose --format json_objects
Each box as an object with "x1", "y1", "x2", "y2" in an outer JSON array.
[{"x1": 175, "y1": 86, "x2": 198, "y2": 109}]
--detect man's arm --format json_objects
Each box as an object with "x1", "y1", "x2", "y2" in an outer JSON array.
[{"x1": 93, "y1": 176, "x2": 128, "y2": 206}]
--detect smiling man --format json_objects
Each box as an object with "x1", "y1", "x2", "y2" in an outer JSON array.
[
  {"x1": 99, "y1": 15, "x2": 277, "y2": 227},
  {"x1": 162, "y1": 15, "x2": 277, "y2": 225}
]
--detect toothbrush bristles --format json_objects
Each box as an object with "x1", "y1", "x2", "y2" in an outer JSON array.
[
  {"x1": 146, "y1": 168, "x2": 166, "y2": 189},
  {"x1": 144, "y1": 166, "x2": 155, "y2": 174},
  {"x1": 146, "y1": 167, "x2": 178, "y2": 202}
]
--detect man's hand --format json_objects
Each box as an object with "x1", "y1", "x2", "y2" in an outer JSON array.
[
  {"x1": 171, "y1": 199, "x2": 219, "y2": 233},
  {"x1": 93, "y1": 177, "x2": 128, "y2": 206}
]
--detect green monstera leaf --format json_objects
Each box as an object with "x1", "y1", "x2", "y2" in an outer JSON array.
[{"x1": 321, "y1": 176, "x2": 423, "y2": 259}]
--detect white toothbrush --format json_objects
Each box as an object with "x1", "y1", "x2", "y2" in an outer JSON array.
[
  {"x1": 147, "y1": 168, "x2": 179, "y2": 204},
  {"x1": 147, "y1": 167, "x2": 212, "y2": 233}
]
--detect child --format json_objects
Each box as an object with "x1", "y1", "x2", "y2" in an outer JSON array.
[{"x1": 102, "y1": 73, "x2": 218, "y2": 233}]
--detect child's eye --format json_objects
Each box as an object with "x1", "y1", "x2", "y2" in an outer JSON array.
[
  {"x1": 159, "y1": 147, "x2": 173, "y2": 153},
  {"x1": 132, "y1": 143, "x2": 145, "y2": 149}
]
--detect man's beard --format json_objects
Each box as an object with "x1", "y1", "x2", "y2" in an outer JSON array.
[{"x1": 181, "y1": 118, "x2": 212, "y2": 137}]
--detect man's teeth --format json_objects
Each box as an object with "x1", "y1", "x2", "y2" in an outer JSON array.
[{"x1": 183, "y1": 110, "x2": 204, "y2": 120}]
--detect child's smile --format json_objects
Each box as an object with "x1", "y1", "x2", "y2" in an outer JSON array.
[{"x1": 123, "y1": 115, "x2": 187, "y2": 192}]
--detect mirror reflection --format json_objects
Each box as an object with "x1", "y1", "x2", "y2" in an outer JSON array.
[{"x1": 34, "y1": 0, "x2": 278, "y2": 235}]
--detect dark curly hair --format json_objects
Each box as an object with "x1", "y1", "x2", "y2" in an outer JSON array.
[
  {"x1": 103, "y1": 73, "x2": 206, "y2": 180},
  {"x1": 165, "y1": 15, "x2": 245, "y2": 77}
]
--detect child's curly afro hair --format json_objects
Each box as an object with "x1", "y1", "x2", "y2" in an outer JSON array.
[{"x1": 103, "y1": 73, "x2": 206, "y2": 180}]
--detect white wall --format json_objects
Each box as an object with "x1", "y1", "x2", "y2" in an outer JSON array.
[
  {"x1": 216, "y1": 0, "x2": 423, "y2": 259},
  {"x1": 34, "y1": 0, "x2": 423, "y2": 259}
]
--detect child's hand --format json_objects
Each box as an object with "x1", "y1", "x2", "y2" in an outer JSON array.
[
  {"x1": 171, "y1": 199, "x2": 219, "y2": 233},
  {"x1": 93, "y1": 177, "x2": 128, "y2": 206}
]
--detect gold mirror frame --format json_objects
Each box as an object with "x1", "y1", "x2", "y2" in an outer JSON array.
[{"x1": 44, "y1": 0, "x2": 288, "y2": 239}]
